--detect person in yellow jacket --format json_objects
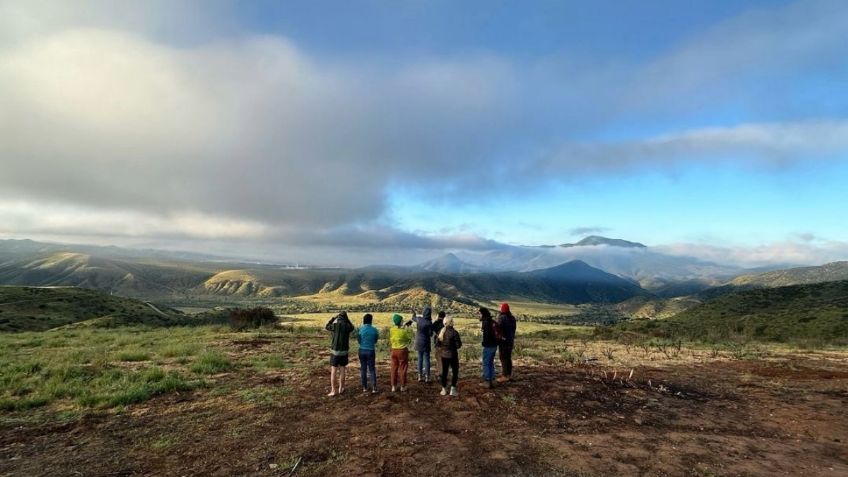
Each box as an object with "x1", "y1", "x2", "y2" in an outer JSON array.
[{"x1": 389, "y1": 313, "x2": 414, "y2": 392}]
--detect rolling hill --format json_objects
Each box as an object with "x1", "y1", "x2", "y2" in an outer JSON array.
[
  {"x1": 0, "y1": 250, "x2": 215, "y2": 298},
  {"x1": 0, "y1": 241, "x2": 652, "y2": 308},
  {"x1": 620, "y1": 280, "x2": 848, "y2": 344},
  {"x1": 729, "y1": 261, "x2": 848, "y2": 288},
  {"x1": 0, "y1": 286, "x2": 193, "y2": 332}
]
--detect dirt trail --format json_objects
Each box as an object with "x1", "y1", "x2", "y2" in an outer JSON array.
[{"x1": 1, "y1": 342, "x2": 847, "y2": 476}]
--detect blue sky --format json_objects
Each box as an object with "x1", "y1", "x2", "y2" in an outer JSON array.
[{"x1": 0, "y1": 0, "x2": 846, "y2": 266}]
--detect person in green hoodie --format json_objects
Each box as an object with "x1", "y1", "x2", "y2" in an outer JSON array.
[
  {"x1": 325, "y1": 311, "x2": 355, "y2": 397},
  {"x1": 389, "y1": 313, "x2": 414, "y2": 392}
]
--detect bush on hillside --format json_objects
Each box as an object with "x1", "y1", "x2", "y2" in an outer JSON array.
[{"x1": 228, "y1": 307, "x2": 277, "y2": 331}]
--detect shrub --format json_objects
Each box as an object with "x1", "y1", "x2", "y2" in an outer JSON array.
[
  {"x1": 228, "y1": 307, "x2": 278, "y2": 331},
  {"x1": 190, "y1": 351, "x2": 233, "y2": 374}
]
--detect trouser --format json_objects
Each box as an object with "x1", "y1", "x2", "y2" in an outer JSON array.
[
  {"x1": 499, "y1": 342, "x2": 513, "y2": 377},
  {"x1": 482, "y1": 346, "x2": 497, "y2": 381},
  {"x1": 359, "y1": 349, "x2": 377, "y2": 390},
  {"x1": 390, "y1": 348, "x2": 409, "y2": 388},
  {"x1": 440, "y1": 355, "x2": 459, "y2": 388},
  {"x1": 417, "y1": 350, "x2": 431, "y2": 377}
]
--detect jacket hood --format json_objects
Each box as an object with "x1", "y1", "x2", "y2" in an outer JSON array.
[
  {"x1": 392, "y1": 314, "x2": 403, "y2": 326},
  {"x1": 422, "y1": 307, "x2": 432, "y2": 321}
]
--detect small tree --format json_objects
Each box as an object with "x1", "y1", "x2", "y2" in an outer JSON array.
[{"x1": 228, "y1": 307, "x2": 277, "y2": 331}]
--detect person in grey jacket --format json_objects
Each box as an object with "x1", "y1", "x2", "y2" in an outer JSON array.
[{"x1": 411, "y1": 307, "x2": 434, "y2": 383}]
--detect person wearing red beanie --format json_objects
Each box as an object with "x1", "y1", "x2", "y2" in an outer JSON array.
[{"x1": 496, "y1": 303, "x2": 516, "y2": 383}]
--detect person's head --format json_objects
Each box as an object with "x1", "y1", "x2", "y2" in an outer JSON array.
[
  {"x1": 444, "y1": 316, "x2": 454, "y2": 328},
  {"x1": 363, "y1": 313, "x2": 373, "y2": 325},
  {"x1": 337, "y1": 311, "x2": 350, "y2": 322},
  {"x1": 437, "y1": 311, "x2": 446, "y2": 320},
  {"x1": 423, "y1": 307, "x2": 432, "y2": 320},
  {"x1": 500, "y1": 303, "x2": 510, "y2": 314},
  {"x1": 479, "y1": 307, "x2": 492, "y2": 320},
  {"x1": 392, "y1": 313, "x2": 403, "y2": 327}
]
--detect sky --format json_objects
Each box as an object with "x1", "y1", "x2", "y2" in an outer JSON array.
[{"x1": 1, "y1": 0, "x2": 847, "y2": 267}]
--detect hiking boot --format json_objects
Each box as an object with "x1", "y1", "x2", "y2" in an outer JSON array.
[
  {"x1": 440, "y1": 387, "x2": 447, "y2": 396},
  {"x1": 450, "y1": 386, "x2": 459, "y2": 397},
  {"x1": 363, "y1": 387, "x2": 369, "y2": 393},
  {"x1": 371, "y1": 388, "x2": 378, "y2": 394},
  {"x1": 496, "y1": 376, "x2": 509, "y2": 384}
]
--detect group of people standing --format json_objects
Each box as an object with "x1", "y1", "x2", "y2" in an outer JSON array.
[{"x1": 324, "y1": 303, "x2": 517, "y2": 398}]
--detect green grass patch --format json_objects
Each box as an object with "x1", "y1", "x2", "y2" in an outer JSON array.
[{"x1": 190, "y1": 351, "x2": 233, "y2": 374}]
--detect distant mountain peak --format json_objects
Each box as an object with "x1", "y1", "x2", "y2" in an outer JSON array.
[
  {"x1": 417, "y1": 253, "x2": 480, "y2": 274},
  {"x1": 560, "y1": 236, "x2": 647, "y2": 249}
]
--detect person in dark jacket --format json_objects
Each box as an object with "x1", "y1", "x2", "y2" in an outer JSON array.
[
  {"x1": 479, "y1": 307, "x2": 498, "y2": 388},
  {"x1": 436, "y1": 316, "x2": 462, "y2": 397},
  {"x1": 496, "y1": 303, "x2": 517, "y2": 383},
  {"x1": 432, "y1": 311, "x2": 446, "y2": 376},
  {"x1": 325, "y1": 311, "x2": 355, "y2": 397},
  {"x1": 411, "y1": 307, "x2": 434, "y2": 382}
]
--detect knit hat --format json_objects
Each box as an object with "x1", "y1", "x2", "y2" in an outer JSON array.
[
  {"x1": 500, "y1": 303, "x2": 510, "y2": 313},
  {"x1": 392, "y1": 314, "x2": 403, "y2": 326}
]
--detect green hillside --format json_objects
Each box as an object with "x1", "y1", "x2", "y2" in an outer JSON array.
[
  {"x1": 618, "y1": 280, "x2": 848, "y2": 344},
  {"x1": 729, "y1": 261, "x2": 848, "y2": 288},
  {"x1": 0, "y1": 286, "x2": 193, "y2": 332}
]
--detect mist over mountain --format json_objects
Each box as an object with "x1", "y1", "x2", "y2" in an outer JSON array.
[{"x1": 453, "y1": 236, "x2": 743, "y2": 289}]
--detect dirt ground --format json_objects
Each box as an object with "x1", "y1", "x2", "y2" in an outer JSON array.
[{"x1": 1, "y1": 337, "x2": 847, "y2": 477}]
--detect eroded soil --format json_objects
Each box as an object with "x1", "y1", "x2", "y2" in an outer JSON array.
[{"x1": 1, "y1": 337, "x2": 846, "y2": 476}]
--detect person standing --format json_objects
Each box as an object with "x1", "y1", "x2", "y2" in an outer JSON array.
[
  {"x1": 325, "y1": 311, "x2": 355, "y2": 397},
  {"x1": 357, "y1": 313, "x2": 379, "y2": 394},
  {"x1": 496, "y1": 303, "x2": 517, "y2": 383},
  {"x1": 411, "y1": 307, "x2": 434, "y2": 383},
  {"x1": 479, "y1": 307, "x2": 498, "y2": 389},
  {"x1": 389, "y1": 313, "x2": 414, "y2": 392},
  {"x1": 432, "y1": 311, "x2": 446, "y2": 377},
  {"x1": 437, "y1": 316, "x2": 462, "y2": 397}
]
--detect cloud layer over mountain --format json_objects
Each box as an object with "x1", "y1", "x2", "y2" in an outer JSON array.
[{"x1": 1, "y1": 1, "x2": 846, "y2": 265}]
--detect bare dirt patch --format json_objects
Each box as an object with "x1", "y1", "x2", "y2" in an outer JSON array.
[{"x1": 1, "y1": 346, "x2": 846, "y2": 476}]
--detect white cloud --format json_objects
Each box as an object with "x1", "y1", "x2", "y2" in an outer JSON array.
[
  {"x1": 655, "y1": 239, "x2": 848, "y2": 268},
  {"x1": 0, "y1": 0, "x2": 846, "y2": 262}
]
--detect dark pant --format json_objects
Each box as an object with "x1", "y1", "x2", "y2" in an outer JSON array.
[
  {"x1": 359, "y1": 349, "x2": 377, "y2": 390},
  {"x1": 499, "y1": 342, "x2": 513, "y2": 377},
  {"x1": 440, "y1": 355, "x2": 459, "y2": 388}
]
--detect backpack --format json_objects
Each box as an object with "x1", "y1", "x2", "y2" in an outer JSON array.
[{"x1": 492, "y1": 320, "x2": 504, "y2": 342}]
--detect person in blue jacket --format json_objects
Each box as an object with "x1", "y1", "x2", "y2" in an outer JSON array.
[
  {"x1": 357, "y1": 313, "x2": 379, "y2": 394},
  {"x1": 411, "y1": 307, "x2": 434, "y2": 383}
]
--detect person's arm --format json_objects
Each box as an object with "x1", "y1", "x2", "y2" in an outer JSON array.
[
  {"x1": 456, "y1": 332, "x2": 462, "y2": 350},
  {"x1": 325, "y1": 315, "x2": 337, "y2": 332}
]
